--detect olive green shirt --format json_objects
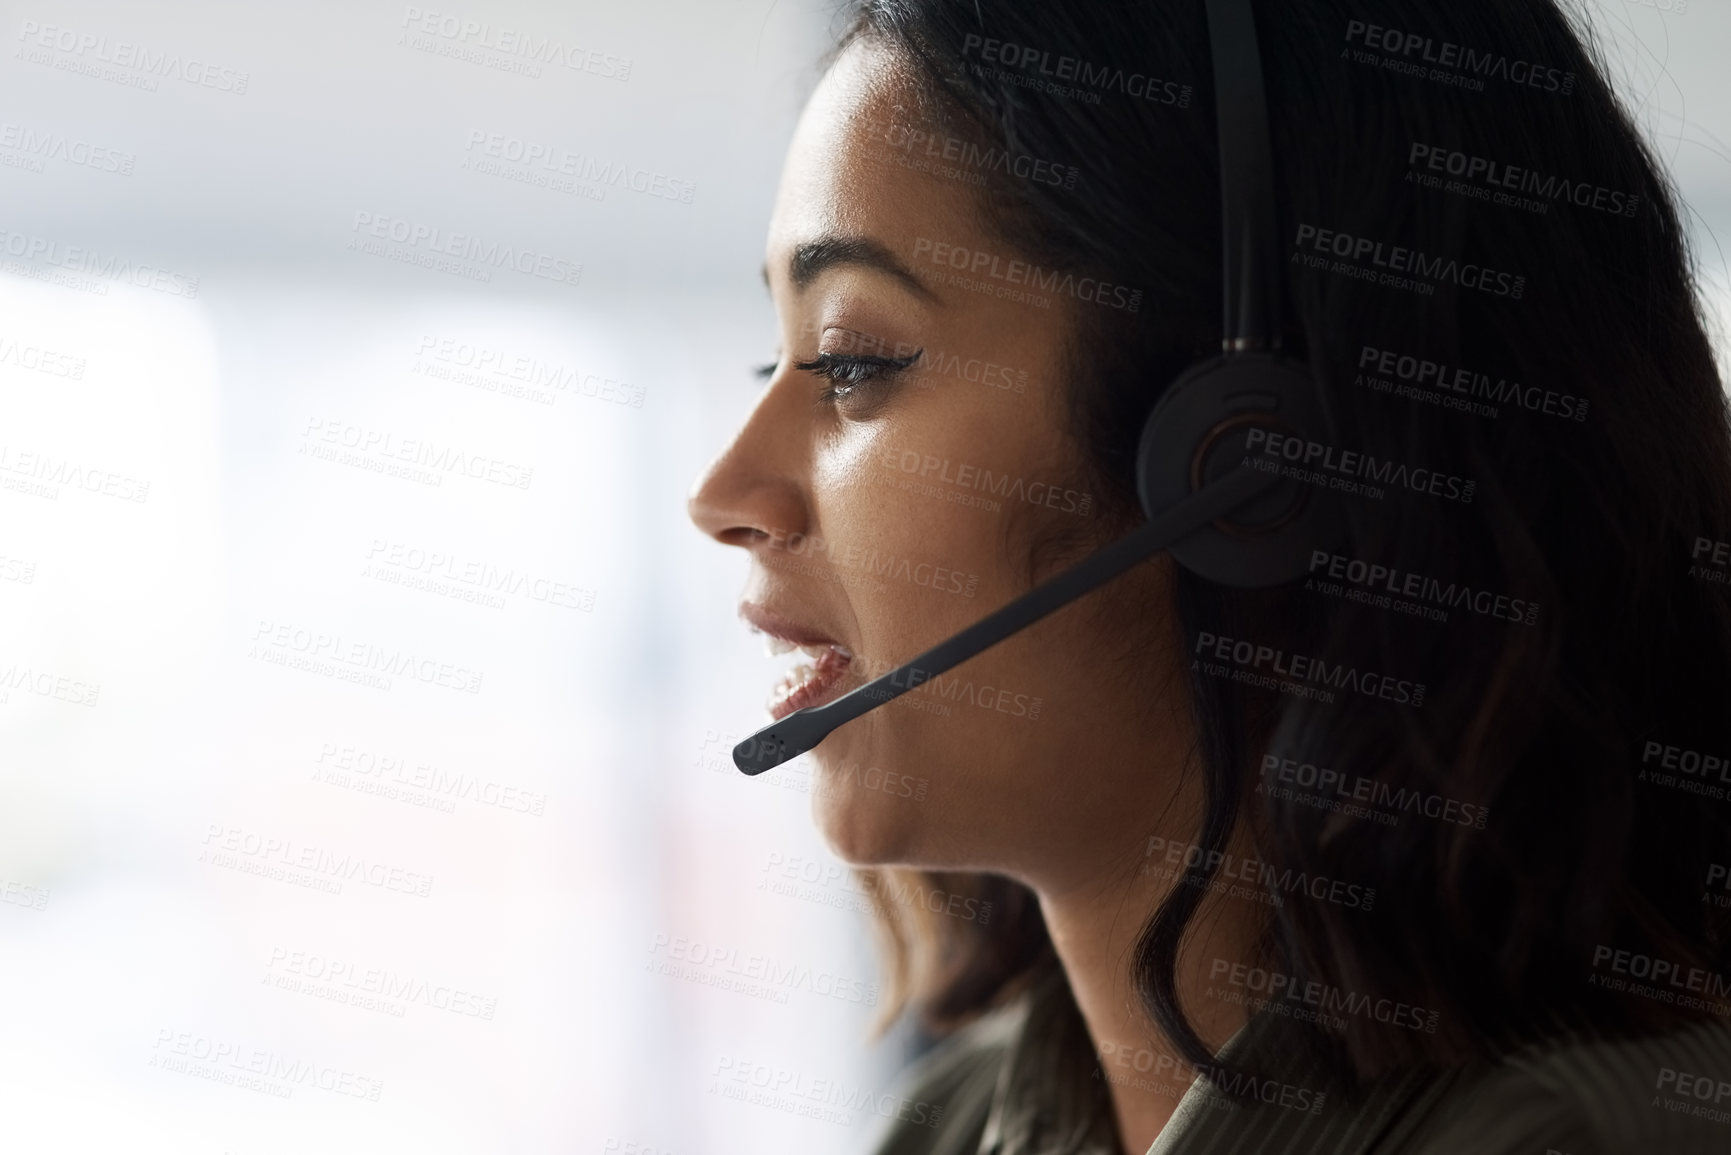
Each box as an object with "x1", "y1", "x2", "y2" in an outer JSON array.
[{"x1": 866, "y1": 960, "x2": 1731, "y2": 1155}]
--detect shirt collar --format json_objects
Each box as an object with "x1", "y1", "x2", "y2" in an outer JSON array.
[
  {"x1": 1145, "y1": 1007, "x2": 1454, "y2": 1155},
  {"x1": 972, "y1": 963, "x2": 1454, "y2": 1155}
]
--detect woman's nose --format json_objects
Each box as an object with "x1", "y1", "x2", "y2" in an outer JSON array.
[{"x1": 686, "y1": 383, "x2": 810, "y2": 551}]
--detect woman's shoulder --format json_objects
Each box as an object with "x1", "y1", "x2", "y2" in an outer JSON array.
[
  {"x1": 1401, "y1": 1015, "x2": 1731, "y2": 1155},
  {"x1": 861, "y1": 998, "x2": 1029, "y2": 1155}
]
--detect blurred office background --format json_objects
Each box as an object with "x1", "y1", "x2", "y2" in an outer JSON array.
[{"x1": 0, "y1": 1, "x2": 1726, "y2": 1151}]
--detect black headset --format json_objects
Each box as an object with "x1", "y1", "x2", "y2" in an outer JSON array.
[{"x1": 734, "y1": 0, "x2": 1339, "y2": 775}]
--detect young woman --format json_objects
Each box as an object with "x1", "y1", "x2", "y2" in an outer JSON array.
[{"x1": 687, "y1": 1, "x2": 1731, "y2": 1151}]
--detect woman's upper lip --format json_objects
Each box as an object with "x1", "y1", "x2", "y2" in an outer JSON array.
[{"x1": 738, "y1": 601, "x2": 844, "y2": 649}]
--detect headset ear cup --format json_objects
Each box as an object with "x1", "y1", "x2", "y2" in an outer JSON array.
[{"x1": 1136, "y1": 354, "x2": 1345, "y2": 587}]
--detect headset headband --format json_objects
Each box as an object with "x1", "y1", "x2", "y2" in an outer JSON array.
[{"x1": 1205, "y1": 0, "x2": 1283, "y2": 353}]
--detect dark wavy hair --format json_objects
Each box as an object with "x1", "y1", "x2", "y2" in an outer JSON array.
[{"x1": 838, "y1": 0, "x2": 1731, "y2": 1087}]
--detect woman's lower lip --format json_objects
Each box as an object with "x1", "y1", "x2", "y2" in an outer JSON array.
[{"x1": 767, "y1": 647, "x2": 852, "y2": 721}]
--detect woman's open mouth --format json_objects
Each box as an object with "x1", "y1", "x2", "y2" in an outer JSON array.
[{"x1": 765, "y1": 638, "x2": 855, "y2": 720}]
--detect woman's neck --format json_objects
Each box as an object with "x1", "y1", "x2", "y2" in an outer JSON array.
[{"x1": 1035, "y1": 837, "x2": 1265, "y2": 1155}]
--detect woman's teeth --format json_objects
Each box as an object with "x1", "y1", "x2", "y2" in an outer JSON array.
[
  {"x1": 765, "y1": 642, "x2": 856, "y2": 719},
  {"x1": 762, "y1": 635, "x2": 853, "y2": 664}
]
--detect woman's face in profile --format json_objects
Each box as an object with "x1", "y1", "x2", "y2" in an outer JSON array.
[{"x1": 688, "y1": 37, "x2": 1198, "y2": 888}]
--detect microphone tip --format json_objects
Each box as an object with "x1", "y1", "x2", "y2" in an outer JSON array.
[{"x1": 733, "y1": 731, "x2": 789, "y2": 775}]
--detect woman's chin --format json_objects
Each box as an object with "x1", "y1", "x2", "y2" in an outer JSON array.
[{"x1": 811, "y1": 779, "x2": 918, "y2": 866}]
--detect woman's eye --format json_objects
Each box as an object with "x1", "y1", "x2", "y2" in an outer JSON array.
[{"x1": 792, "y1": 350, "x2": 922, "y2": 403}]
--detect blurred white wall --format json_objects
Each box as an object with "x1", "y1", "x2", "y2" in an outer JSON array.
[{"x1": 0, "y1": 1, "x2": 1728, "y2": 1152}]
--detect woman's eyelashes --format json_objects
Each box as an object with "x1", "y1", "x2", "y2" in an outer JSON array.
[{"x1": 793, "y1": 349, "x2": 923, "y2": 406}]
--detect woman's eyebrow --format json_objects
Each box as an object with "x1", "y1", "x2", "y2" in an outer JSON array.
[{"x1": 759, "y1": 234, "x2": 939, "y2": 303}]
